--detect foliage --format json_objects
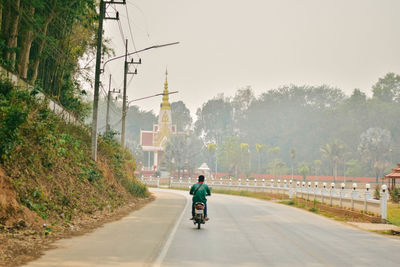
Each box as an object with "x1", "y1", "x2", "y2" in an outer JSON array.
[
  {"x1": 0, "y1": 0, "x2": 98, "y2": 117},
  {"x1": 162, "y1": 133, "x2": 203, "y2": 178},
  {"x1": 358, "y1": 127, "x2": 391, "y2": 182},
  {"x1": 374, "y1": 185, "x2": 381, "y2": 200},
  {"x1": 372, "y1": 72, "x2": 400, "y2": 103},
  {"x1": 0, "y1": 79, "x2": 29, "y2": 161},
  {"x1": 320, "y1": 139, "x2": 345, "y2": 181},
  {"x1": 1, "y1": 81, "x2": 148, "y2": 224},
  {"x1": 195, "y1": 94, "x2": 233, "y2": 144},
  {"x1": 298, "y1": 163, "x2": 310, "y2": 181},
  {"x1": 171, "y1": 101, "x2": 192, "y2": 131},
  {"x1": 391, "y1": 187, "x2": 399, "y2": 203},
  {"x1": 217, "y1": 136, "x2": 242, "y2": 177}
]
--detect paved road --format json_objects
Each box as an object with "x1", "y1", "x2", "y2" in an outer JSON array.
[{"x1": 25, "y1": 188, "x2": 400, "y2": 267}]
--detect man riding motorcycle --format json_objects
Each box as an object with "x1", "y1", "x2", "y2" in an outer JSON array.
[{"x1": 190, "y1": 175, "x2": 211, "y2": 220}]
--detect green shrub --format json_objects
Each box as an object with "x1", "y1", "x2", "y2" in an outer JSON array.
[
  {"x1": 374, "y1": 185, "x2": 381, "y2": 200},
  {"x1": 0, "y1": 79, "x2": 30, "y2": 161},
  {"x1": 391, "y1": 187, "x2": 399, "y2": 203}
]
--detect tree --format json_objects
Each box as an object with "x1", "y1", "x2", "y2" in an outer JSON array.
[
  {"x1": 313, "y1": 160, "x2": 322, "y2": 180},
  {"x1": 267, "y1": 146, "x2": 281, "y2": 177},
  {"x1": 1, "y1": 0, "x2": 98, "y2": 117},
  {"x1": 240, "y1": 143, "x2": 251, "y2": 177},
  {"x1": 372, "y1": 72, "x2": 400, "y2": 103},
  {"x1": 162, "y1": 133, "x2": 203, "y2": 178},
  {"x1": 194, "y1": 95, "x2": 233, "y2": 144},
  {"x1": 217, "y1": 137, "x2": 241, "y2": 177},
  {"x1": 290, "y1": 148, "x2": 296, "y2": 178},
  {"x1": 320, "y1": 139, "x2": 345, "y2": 182},
  {"x1": 171, "y1": 101, "x2": 192, "y2": 131},
  {"x1": 232, "y1": 86, "x2": 255, "y2": 134},
  {"x1": 298, "y1": 163, "x2": 310, "y2": 181},
  {"x1": 358, "y1": 128, "x2": 392, "y2": 183},
  {"x1": 163, "y1": 135, "x2": 187, "y2": 178},
  {"x1": 345, "y1": 159, "x2": 364, "y2": 178},
  {"x1": 207, "y1": 143, "x2": 217, "y2": 173},
  {"x1": 255, "y1": 144, "x2": 267, "y2": 173}
]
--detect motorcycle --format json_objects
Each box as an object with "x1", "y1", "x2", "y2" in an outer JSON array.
[{"x1": 193, "y1": 202, "x2": 206, "y2": 229}]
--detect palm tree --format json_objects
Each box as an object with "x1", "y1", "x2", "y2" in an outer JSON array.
[
  {"x1": 290, "y1": 148, "x2": 296, "y2": 179},
  {"x1": 320, "y1": 139, "x2": 345, "y2": 182},
  {"x1": 267, "y1": 146, "x2": 281, "y2": 178},
  {"x1": 240, "y1": 143, "x2": 250, "y2": 177},
  {"x1": 313, "y1": 160, "x2": 322, "y2": 181},
  {"x1": 256, "y1": 144, "x2": 267, "y2": 173},
  {"x1": 207, "y1": 143, "x2": 217, "y2": 174}
]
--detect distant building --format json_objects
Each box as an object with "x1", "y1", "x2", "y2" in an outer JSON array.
[{"x1": 140, "y1": 71, "x2": 183, "y2": 171}]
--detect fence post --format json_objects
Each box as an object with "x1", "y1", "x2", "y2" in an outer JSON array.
[
  {"x1": 289, "y1": 180, "x2": 293, "y2": 199},
  {"x1": 351, "y1": 183, "x2": 357, "y2": 210},
  {"x1": 238, "y1": 178, "x2": 241, "y2": 186},
  {"x1": 364, "y1": 183, "x2": 371, "y2": 213},
  {"x1": 246, "y1": 179, "x2": 249, "y2": 187},
  {"x1": 330, "y1": 183, "x2": 335, "y2": 206},
  {"x1": 296, "y1": 181, "x2": 300, "y2": 197},
  {"x1": 220, "y1": 178, "x2": 223, "y2": 185},
  {"x1": 340, "y1": 183, "x2": 345, "y2": 208},
  {"x1": 262, "y1": 179, "x2": 265, "y2": 187},
  {"x1": 322, "y1": 182, "x2": 327, "y2": 203},
  {"x1": 381, "y1": 185, "x2": 388, "y2": 220},
  {"x1": 254, "y1": 179, "x2": 257, "y2": 187},
  {"x1": 314, "y1": 182, "x2": 318, "y2": 201}
]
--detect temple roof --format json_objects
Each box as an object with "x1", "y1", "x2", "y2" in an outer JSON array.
[
  {"x1": 160, "y1": 69, "x2": 170, "y2": 110},
  {"x1": 385, "y1": 163, "x2": 400, "y2": 179}
]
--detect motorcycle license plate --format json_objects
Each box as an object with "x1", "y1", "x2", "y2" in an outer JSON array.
[{"x1": 195, "y1": 210, "x2": 203, "y2": 214}]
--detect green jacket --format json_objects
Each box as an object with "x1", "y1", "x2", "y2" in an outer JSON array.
[{"x1": 190, "y1": 182, "x2": 211, "y2": 203}]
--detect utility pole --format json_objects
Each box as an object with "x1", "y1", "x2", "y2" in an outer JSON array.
[
  {"x1": 105, "y1": 75, "x2": 120, "y2": 132},
  {"x1": 121, "y1": 39, "x2": 141, "y2": 148},
  {"x1": 106, "y1": 74, "x2": 112, "y2": 132},
  {"x1": 91, "y1": 0, "x2": 125, "y2": 161}
]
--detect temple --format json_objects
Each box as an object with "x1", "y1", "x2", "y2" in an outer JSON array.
[{"x1": 140, "y1": 71, "x2": 183, "y2": 171}]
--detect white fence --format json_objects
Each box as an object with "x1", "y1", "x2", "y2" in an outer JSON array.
[
  {"x1": 143, "y1": 177, "x2": 388, "y2": 220},
  {"x1": 140, "y1": 177, "x2": 160, "y2": 188}
]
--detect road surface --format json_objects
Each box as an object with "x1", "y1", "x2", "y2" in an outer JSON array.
[{"x1": 25, "y1": 188, "x2": 400, "y2": 266}]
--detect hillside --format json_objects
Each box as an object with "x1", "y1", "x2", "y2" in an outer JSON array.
[{"x1": 0, "y1": 77, "x2": 149, "y2": 266}]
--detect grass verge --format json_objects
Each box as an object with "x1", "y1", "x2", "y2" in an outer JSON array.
[{"x1": 388, "y1": 203, "x2": 400, "y2": 226}]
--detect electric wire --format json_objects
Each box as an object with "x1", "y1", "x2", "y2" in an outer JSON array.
[{"x1": 124, "y1": 4, "x2": 139, "y2": 57}]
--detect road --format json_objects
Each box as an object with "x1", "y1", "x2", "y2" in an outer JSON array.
[{"x1": 25, "y1": 188, "x2": 400, "y2": 267}]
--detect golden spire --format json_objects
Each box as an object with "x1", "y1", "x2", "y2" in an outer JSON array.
[{"x1": 161, "y1": 69, "x2": 170, "y2": 110}]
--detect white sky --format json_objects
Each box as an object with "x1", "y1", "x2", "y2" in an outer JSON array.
[{"x1": 100, "y1": 0, "x2": 400, "y2": 116}]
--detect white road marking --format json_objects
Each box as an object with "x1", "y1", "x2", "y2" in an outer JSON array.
[{"x1": 152, "y1": 190, "x2": 190, "y2": 267}]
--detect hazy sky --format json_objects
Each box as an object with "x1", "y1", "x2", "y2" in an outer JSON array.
[{"x1": 101, "y1": 0, "x2": 400, "y2": 116}]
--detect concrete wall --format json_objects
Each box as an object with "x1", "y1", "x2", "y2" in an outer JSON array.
[{"x1": 0, "y1": 66, "x2": 83, "y2": 127}]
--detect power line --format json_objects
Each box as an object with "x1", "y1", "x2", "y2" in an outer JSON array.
[
  {"x1": 124, "y1": 4, "x2": 139, "y2": 57},
  {"x1": 117, "y1": 19, "x2": 126, "y2": 45}
]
